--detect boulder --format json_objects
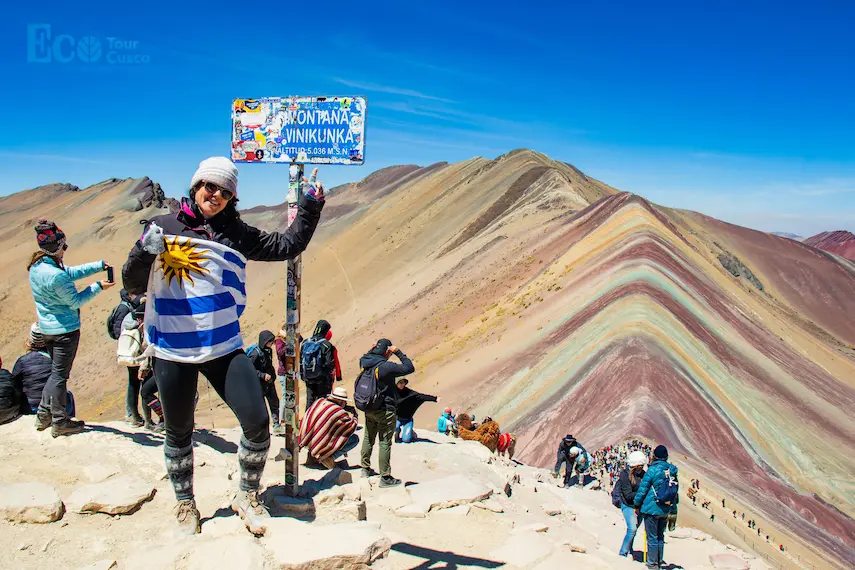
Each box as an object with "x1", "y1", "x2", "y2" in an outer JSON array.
[
  {"x1": 512, "y1": 522, "x2": 550, "y2": 534},
  {"x1": 76, "y1": 561, "x2": 117, "y2": 570},
  {"x1": 315, "y1": 488, "x2": 346, "y2": 506},
  {"x1": 710, "y1": 553, "x2": 751, "y2": 570},
  {"x1": 266, "y1": 520, "x2": 391, "y2": 569},
  {"x1": 83, "y1": 465, "x2": 120, "y2": 483},
  {"x1": 406, "y1": 474, "x2": 492, "y2": 511},
  {"x1": 490, "y1": 532, "x2": 555, "y2": 567},
  {"x1": 566, "y1": 542, "x2": 586, "y2": 553},
  {"x1": 542, "y1": 503, "x2": 565, "y2": 516},
  {"x1": 66, "y1": 476, "x2": 155, "y2": 515},
  {"x1": 395, "y1": 503, "x2": 429, "y2": 518},
  {"x1": 183, "y1": 535, "x2": 265, "y2": 570},
  {"x1": 0, "y1": 482, "x2": 64, "y2": 523},
  {"x1": 330, "y1": 500, "x2": 367, "y2": 522},
  {"x1": 274, "y1": 495, "x2": 315, "y2": 516}
]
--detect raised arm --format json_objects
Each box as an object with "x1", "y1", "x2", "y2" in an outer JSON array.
[
  {"x1": 66, "y1": 260, "x2": 105, "y2": 281},
  {"x1": 239, "y1": 193, "x2": 324, "y2": 262},
  {"x1": 52, "y1": 272, "x2": 102, "y2": 310}
]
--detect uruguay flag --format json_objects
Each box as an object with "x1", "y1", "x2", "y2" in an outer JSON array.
[{"x1": 144, "y1": 236, "x2": 247, "y2": 363}]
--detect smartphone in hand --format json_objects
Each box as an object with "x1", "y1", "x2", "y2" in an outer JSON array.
[{"x1": 106, "y1": 266, "x2": 114, "y2": 283}]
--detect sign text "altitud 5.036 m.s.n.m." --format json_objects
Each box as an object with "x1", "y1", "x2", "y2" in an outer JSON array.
[{"x1": 231, "y1": 96, "x2": 366, "y2": 165}]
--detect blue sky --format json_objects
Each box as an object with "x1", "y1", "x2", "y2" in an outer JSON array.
[{"x1": 1, "y1": 1, "x2": 853, "y2": 236}]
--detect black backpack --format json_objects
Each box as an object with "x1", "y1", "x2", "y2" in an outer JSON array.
[
  {"x1": 612, "y1": 471, "x2": 624, "y2": 508},
  {"x1": 353, "y1": 364, "x2": 383, "y2": 412},
  {"x1": 107, "y1": 301, "x2": 133, "y2": 340}
]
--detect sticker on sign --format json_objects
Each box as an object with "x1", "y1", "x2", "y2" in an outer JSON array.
[{"x1": 232, "y1": 96, "x2": 366, "y2": 165}]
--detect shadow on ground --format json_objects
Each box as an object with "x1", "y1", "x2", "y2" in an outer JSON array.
[{"x1": 392, "y1": 543, "x2": 504, "y2": 569}]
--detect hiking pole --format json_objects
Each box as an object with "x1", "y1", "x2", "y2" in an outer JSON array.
[{"x1": 643, "y1": 521, "x2": 647, "y2": 564}]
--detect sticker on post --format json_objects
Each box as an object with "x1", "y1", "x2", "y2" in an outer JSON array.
[{"x1": 284, "y1": 391, "x2": 297, "y2": 409}]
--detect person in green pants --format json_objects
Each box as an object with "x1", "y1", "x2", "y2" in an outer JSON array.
[{"x1": 358, "y1": 339, "x2": 414, "y2": 487}]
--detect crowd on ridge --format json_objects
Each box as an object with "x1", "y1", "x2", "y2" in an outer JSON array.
[{"x1": 0, "y1": 156, "x2": 789, "y2": 567}]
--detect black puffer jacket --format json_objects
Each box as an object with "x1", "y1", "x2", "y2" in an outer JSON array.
[
  {"x1": 0, "y1": 368, "x2": 25, "y2": 425},
  {"x1": 249, "y1": 330, "x2": 277, "y2": 383},
  {"x1": 618, "y1": 467, "x2": 645, "y2": 506},
  {"x1": 11, "y1": 351, "x2": 52, "y2": 410},
  {"x1": 122, "y1": 193, "x2": 323, "y2": 296},
  {"x1": 358, "y1": 350, "x2": 415, "y2": 412},
  {"x1": 395, "y1": 387, "x2": 437, "y2": 421}
]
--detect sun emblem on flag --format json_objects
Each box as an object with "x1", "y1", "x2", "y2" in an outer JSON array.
[{"x1": 158, "y1": 237, "x2": 209, "y2": 287}]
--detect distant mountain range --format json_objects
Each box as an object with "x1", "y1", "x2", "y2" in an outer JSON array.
[
  {"x1": 803, "y1": 230, "x2": 855, "y2": 261},
  {"x1": 771, "y1": 232, "x2": 803, "y2": 241}
]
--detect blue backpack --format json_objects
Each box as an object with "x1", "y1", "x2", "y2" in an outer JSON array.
[
  {"x1": 652, "y1": 465, "x2": 679, "y2": 507},
  {"x1": 245, "y1": 344, "x2": 260, "y2": 357},
  {"x1": 300, "y1": 338, "x2": 326, "y2": 380}
]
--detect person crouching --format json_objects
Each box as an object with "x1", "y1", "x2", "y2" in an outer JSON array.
[{"x1": 299, "y1": 387, "x2": 359, "y2": 469}]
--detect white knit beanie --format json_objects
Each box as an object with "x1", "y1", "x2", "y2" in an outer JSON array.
[{"x1": 190, "y1": 157, "x2": 239, "y2": 197}]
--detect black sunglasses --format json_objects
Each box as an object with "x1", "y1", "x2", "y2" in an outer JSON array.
[{"x1": 199, "y1": 181, "x2": 234, "y2": 201}]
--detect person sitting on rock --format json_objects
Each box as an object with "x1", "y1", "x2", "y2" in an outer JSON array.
[
  {"x1": 299, "y1": 386, "x2": 358, "y2": 469},
  {"x1": 11, "y1": 323, "x2": 76, "y2": 418},
  {"x1": 0, "y1": 355, "x2": 27, "y2": 425},
  {"x1": 437, "y1": 407, "x2": 457, "y2": 436},
  {"x1": 394, "y1": 377, "x2": 438, "y2": 443}
]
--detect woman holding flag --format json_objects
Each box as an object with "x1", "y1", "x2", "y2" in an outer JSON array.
[{"x1": 122, "y1": 157, "x2": 324, "y2": 536}]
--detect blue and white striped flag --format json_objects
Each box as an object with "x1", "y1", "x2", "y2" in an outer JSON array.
[{"x1": 144, "y1": 236, "x2": 247, "y2": 363}]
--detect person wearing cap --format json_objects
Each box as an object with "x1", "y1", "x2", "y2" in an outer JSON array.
[
  {"x1": 553, "y1": 434, "x2": 589, "y2": 486},
  {"x1": 299, "y1": 386, "x2": 359, "y2": 469},
  {"x1": 617, "y1": 450, "x2": 648, "y2": 558},
  {"x1": 28, "y1": 218, "x2": 114, "y2": 437},
  {"x1": 437, "y1": 407, "x2": 456, "y2": 436},
  {"x1": 121, "y1": 157, "x2": 325, "y2": 536},
  {"x1": 358, "y1": 339, "x2": 415, "y2": 487},
  {"x1": 634, "y1": 445, "x2": 679, "y2": 569},
  {"x1": 394, "y1": 378, "x2": 438, "y2": 443}
]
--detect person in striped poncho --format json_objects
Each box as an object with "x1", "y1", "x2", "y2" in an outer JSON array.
[{"x1": 299, "y1": 386, "x2": 359, "y2": 469}]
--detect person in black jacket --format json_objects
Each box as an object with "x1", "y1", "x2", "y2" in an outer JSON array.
[
  {"x1": 0, "y1": 356, "x2": 27, "y2": 425},
  {"x1": 358, "y1": 339, "x2": 415, "y2": 487},
  {"x1": 618, "y1": 450, "x2": 648, "y2": 558},
  {"x1": 121, "y1": 157, "x2": 324, "y2": 536},
  {"x1": 248, "y1": 330, "x2": 282, "y2": 435},
  {"x1": 10, "y1": 324, "x2": 77, "y2": 418},
  {"x1": 394, "y1": 378, "x2": 437, "y2": 443}
]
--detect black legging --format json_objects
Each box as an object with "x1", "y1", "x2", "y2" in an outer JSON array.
[
  {"x1": 154, "y1": 350, "x2": 269, "y2": 449},
  {"x1": 126, "y1": 366, "x2": 141, "y2": 417},
  {"x1": 140, "y1": 372, "x2": 157, "y2": 405},
  {"x1": 260, "y1": 381, "x2": 280, "y2": 425}
]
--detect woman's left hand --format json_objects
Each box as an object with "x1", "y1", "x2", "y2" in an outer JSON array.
[{"x1": 303, "y1": 168, "x2": 324, "y2": 201}]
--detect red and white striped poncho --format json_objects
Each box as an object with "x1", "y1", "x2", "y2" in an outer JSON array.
[{"x1": 298, "y1": 398, "x2": 358, "y2": 460}]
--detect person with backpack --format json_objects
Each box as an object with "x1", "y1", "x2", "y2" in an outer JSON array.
[
  {"x1": 634, "y1": 445, "x2": 679, "y2": 569},
  {"x1": 28, "y1": 219, "x2": 114, "y2": 437},
  {"x1": 116, "y1": 296, "x2": 147, "y2": 426},
  {"x1": 247, "y1": 330, "x2": 283, "y2": 435},
  {"x1": 0, "y1": 356, "x2": 27, "y2": 425},
  {"x1": 553, "y1": 435, "x2": 590, "y2": 487},
  {"x1": 614, "y1": 450, "x2": 648, "y2": 558},
  {"x1": 301, "y1": 320, "x2": 342, "y2": 409},
  {"x1": 394, "y1": 378, "x2": 438, "y2": 443},
  {"x1": 356, "y1": 339, "x2": 414, "y2": 488},
  {"x1": 122, "y1": 157, "x2": 324, "y2": 536}
]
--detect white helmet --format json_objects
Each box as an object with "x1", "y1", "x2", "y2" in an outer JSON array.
[
  {"x1": 628, "y1": 451, "x2": 648, "y2": 467},
  {"x1": 569, "y1": 446, "x2": 580, "y2": 456}
]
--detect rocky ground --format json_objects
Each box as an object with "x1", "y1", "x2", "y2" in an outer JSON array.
[{"x1": 0, "y1": 419, "x2": 775, "y2": 570}]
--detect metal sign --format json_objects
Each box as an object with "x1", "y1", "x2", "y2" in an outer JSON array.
[{"x1": 231, "y1": 96, "x2": 366, "y2": 165}]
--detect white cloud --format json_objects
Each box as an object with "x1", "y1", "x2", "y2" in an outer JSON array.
[{"x1": 331, "y1": 78, "x2": 455, "y2": 103}]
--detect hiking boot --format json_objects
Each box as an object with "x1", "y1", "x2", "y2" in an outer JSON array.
[
  {"x1": 173, "y1": 499, "x2": 201, "y2": 536},
  {"x1": 51, "y1": 419, "x2": 85, "y2": 438},
  {"x1": 319, "y1": 455, "x2": 336, "y2": 469},
  {"x1": 145, "y1": 420, "x2": 165, "y2": 434},
  {"x1": 232, "y1": 490, "x2": 270, "y2": 536},
  {"x1": 379, "y1": 475, "x2": 402, "y2": 488},
  {"x1": 35, "y1": 411, "x2": 52, "y2": 431},
  {"x1": 361, "y1": 466, "x2": 377, "y2": 478},
  {"x1": 125, "y1": 415, "x2": 144, "y2": 427},
  {"x1": 271, "y1": 424, "x2": 285, "y2": 436}
]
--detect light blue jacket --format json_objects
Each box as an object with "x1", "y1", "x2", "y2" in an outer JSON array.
[
  {"x1": 29, "y1": 257, "x2": 105, "y2": 335},
  {"x1": 634, "y1": 458, "x2": 679, "y2": 516},
  {"x1": 437, "y1": 412, "x2": 455, "y2": 434}
]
